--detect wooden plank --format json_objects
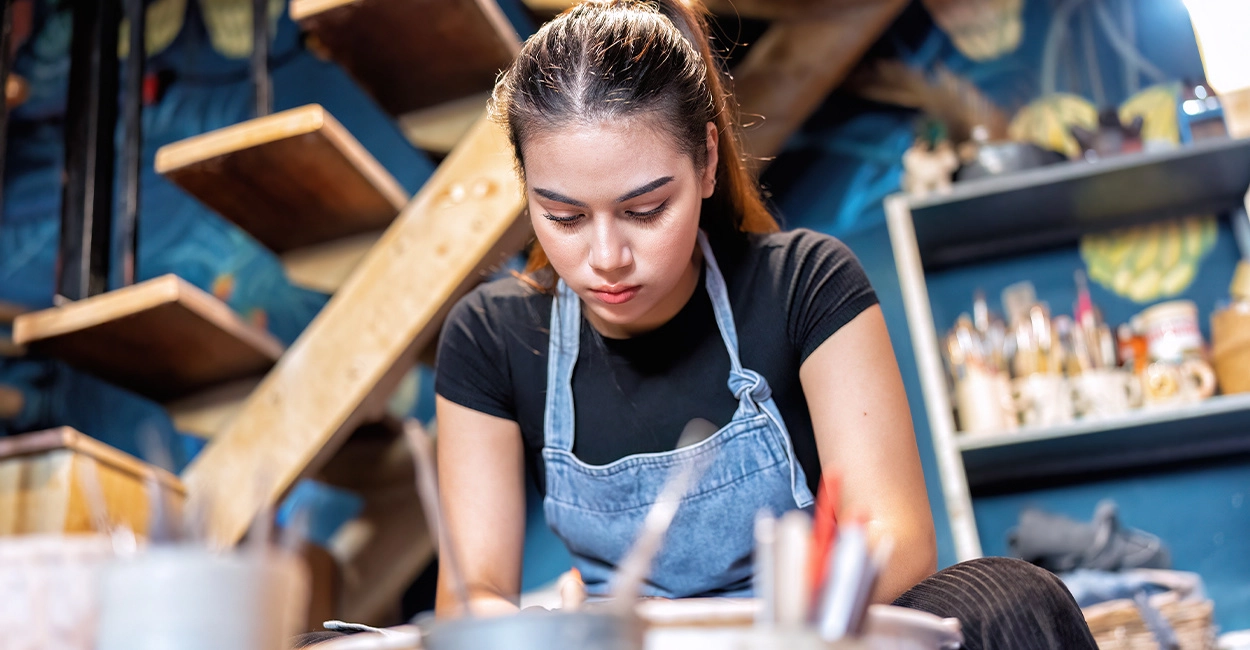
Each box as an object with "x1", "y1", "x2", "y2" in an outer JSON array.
[
  {"x1": 0, "y1": 427, "x2": 185, "y2": 537},
  {"x1": 182, "y1": 115, "x2": 531, "y2": 547},
  {"x1": 12, "y1": 274, "x2": 284, "y2": 402},
  {"x1": 163, "y1": 375, "x2": 265, "y2": 439},
  {"x1": 291, "y1": 0, "x2": 520, "y2": 117},
  {"x1": 155, "y1": 104, "x2": 409, "y2": 253},
  {"x1": 521, "y1": 0, "x2": 879, "y2": 21},
  {"x1": 732, "y1": 0, "x2": 909, "y2": 160},
  {"x1": 281, "y1": 230, "x2": 384, "y2": 295}
]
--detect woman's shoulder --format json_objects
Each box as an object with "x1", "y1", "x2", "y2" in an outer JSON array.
[
  {"x1": 735, "y1": 228, "x2": 863, "y2": 281},
  {"x1": 746, "y1": 227, "x2": 855, "y2": 257}
]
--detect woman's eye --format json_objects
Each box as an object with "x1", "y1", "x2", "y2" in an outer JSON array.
[
  {"x1": 544, "y1": 213, "x2": 584, "y2": 228},
  {"x1": 625, "y1": 201, "x2": 668, "y2": 222}
]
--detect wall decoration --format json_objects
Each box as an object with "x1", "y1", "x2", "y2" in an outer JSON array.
[{"x1": 1080, "y1": 216, "x2": 1218, "y2": 303}]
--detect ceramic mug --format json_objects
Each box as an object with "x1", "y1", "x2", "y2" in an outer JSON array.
[
  {"x1": 953, "y1": 369, "x2": 1016, "y2": 434},
  {"x1": 1140, "y1": 300, "x2": 1205, "y2": 363},
  {"x1": 1140, "y1": 359, "x2": 1217, "y2": 408},
  {"x1": 1071, "y1": 369, "x2": 1142, "y2": 419},
  {"x1": 96, "y1": 547, "x2": 309, "y2": 650},
  {"x1": 1012, "y1": 373, "x2": 1074, "y2": 428}
]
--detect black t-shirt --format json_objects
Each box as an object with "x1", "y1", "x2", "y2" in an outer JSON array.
[{"x1": 435, "y1": 228, "x2": 878, "y2": 495}]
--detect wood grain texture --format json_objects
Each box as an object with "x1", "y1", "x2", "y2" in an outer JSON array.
[
  {"x1": 291, "y1": 0, "x2": 521, "y2": 117},
  {"x1": 155, "y1": 104, "x2": 408, "y2": 253},
  {"x1": 733, "y1": 0, "x2": 909, "y2": 161},
  {"x1": 181, "y1": 115, "x2": 531, "y2": 547},
  {"x1": 0, "y1": 427, "x2": 185, "y2": 536},
  {"x1": 12, "y1": 275, "x2": 285, "y2": 402}
]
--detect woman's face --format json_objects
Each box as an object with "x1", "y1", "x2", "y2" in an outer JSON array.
[{"x1": 522, "y1": 118, "x2": 718, "y2": 338}]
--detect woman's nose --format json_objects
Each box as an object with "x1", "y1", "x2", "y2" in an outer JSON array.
[{"x1": 587, "y1": 220, "x2": 633, "y2": 274}]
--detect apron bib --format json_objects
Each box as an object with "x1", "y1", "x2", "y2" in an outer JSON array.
[{"x1": 541, "y1": 231, "x2": 814, "y2": 599}]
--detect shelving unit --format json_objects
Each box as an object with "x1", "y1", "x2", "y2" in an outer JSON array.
[{"x1": 884, "y1": 137, "x2": 1250, "y2": 561}]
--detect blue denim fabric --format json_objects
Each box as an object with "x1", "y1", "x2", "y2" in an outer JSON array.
[{"x1": 541, "y1": 231, "x2": 814, "y2": 599}]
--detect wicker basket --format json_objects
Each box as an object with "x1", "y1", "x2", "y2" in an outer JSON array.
[{"x1": 1084, "y1": 591, "x2": 1215, "y2": 650}]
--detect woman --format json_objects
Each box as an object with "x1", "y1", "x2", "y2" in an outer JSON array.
[{"x1": 434, "y1": 1, "x2": 1096, "y2": 647}]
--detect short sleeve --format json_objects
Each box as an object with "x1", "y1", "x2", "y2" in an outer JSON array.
[
  {"x1": 434, "y1": 288, "x2": 517, "y2": 421},
  {"x1": 783, "y1": 230, "x2": 879, "y2": 363}
]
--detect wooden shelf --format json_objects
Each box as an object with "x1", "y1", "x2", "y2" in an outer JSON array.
[
  {"x1": 959, "y1": 393, "x2": 1250, "y2": 490},
  {"x1": 155, "y1": 104, "x2": 409, "y2": 253},
  {"x1": 291, "y1": 0, "x2": 520, "y2": 118},
  {"x1": 0, "y1": 427, "x2": 184, "y2": 536},
  {"x1": 12, "y1": 275, "x2": 284, "y2": 402},
  {"x1": 909, "y1": 137, "x2": 1250, "y2": 269}
]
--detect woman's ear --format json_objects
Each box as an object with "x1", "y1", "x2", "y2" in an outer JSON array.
[{"x1": 700, "y1": 121, "x2": 719, "y2": 199}]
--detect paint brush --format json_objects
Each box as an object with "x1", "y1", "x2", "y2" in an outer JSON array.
[
  {"x1": 807, "y1": 476, "x2": 840, "y2": 608},
  {"x1": 774, "y1": 510, "x2": 811, "y2": 627},
  {"x1": 754, "y1": 511, "x2": 777, "y2": 627}
]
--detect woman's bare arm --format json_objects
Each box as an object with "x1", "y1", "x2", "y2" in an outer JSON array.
[
  {"x1": 800, "y1": 305, "x2": 937, "y2": 603},
  {"x1": 434, "y1": 396, "x2": 528, "y2": 617}
]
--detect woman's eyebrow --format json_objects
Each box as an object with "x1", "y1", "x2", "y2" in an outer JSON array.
[
  {"x1": 531, "y1": 176, "x2": 674, "y2": 208},
  {"x1": 616, "y1": 176, "x2": 673, "y2": 202},
  {"x1": 533, "y1": 187, "x2": 587, "y2": 207}
]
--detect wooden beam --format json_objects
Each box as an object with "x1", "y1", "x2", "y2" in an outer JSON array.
[
  {"x1": 12, "y1": 274, "x2": 284, "y2": 402},
  {"x1": 280, "y1": 230, "x2": 384, "y2": 295},
  {"x1": 291, "y1": 0, "x2": 520, "y2": 117},
  {"x1": 732, "y1": 0, "x2": 909, "y2": 161},
  {"x1": 521, "y1": 0, "x2": 880, "y2": 21},
  {"x1": 155, "y1": 104, "x2": 408, "y2": 253},
  {"x1": 181, "y1": 115, "x2": 531, "y2": 547}
]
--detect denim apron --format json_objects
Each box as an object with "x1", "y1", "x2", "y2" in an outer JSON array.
[{"x1": 542, "y1": 231, "x2": 815, "y2": 599}]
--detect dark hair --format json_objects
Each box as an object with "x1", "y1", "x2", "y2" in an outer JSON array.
[{"x1": 490, "y1": 0, "x2": 778, "y2": 279}]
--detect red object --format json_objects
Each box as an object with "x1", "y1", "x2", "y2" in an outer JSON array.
[{"x1": 807, "y1": 475, "x2": 840, "y2": 603}]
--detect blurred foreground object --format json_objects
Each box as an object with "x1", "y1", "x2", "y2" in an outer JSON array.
[{"x1": 0, "y1": 534, "x2": 113, "y2": 650}]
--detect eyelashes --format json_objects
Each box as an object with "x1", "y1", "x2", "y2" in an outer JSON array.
[{"x1": 543, "y1": 201, "x2": 669, "y2": 229}]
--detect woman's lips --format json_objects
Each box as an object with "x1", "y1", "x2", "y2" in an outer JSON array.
[{"x1": 589, "y1": 285, "x2": 640, "y2": 305}]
